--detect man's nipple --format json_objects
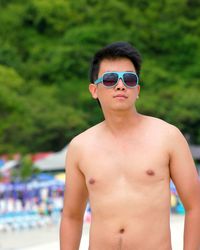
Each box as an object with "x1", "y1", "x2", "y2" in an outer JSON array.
[
  {"x1": 146, "y1": 169, "x2": 155, "y2": 176},
  {"x1": 88, "y1": 178, "x2": 96, "y2": 184}
]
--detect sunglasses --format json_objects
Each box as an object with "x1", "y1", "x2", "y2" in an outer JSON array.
[{"x1": 94, "y1": 71, "x2": 139, "y2": 88}]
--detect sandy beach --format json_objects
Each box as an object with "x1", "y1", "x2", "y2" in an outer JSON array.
[{"x1": 0, "y1": 214, "x2": 184, "y2": 250}]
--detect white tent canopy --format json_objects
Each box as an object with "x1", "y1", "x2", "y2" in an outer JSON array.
[{"x1": 34, "y1": 145, "x2": 67, "y2": 171}]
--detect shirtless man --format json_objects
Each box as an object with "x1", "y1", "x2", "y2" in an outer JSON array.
[{"x1": 60, "y1": 42, "x2": 200, "y2": 250}]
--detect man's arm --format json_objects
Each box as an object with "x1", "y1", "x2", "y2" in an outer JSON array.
[
  {"x1": 60, "y1": 139, "x2": 88, "y2": 250},
  {"x1": 169, "y1": 126, "x2": 200, "y2": 250}
]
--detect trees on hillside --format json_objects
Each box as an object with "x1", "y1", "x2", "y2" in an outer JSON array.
[{"x1": 0, "y1": 0, "x2": 200, "y2": 153}]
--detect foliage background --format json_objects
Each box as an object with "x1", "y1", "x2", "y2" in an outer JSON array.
[{"x1": 0, "y1": 0, "x2": 200, "y2": 154}]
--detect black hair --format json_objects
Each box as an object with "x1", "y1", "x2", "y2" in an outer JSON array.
[{"x1": 89, "y1": 41, "x2": 142, "y2": 83}]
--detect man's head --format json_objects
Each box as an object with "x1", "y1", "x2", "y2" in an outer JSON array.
[
  {"x1": 89, "y1": 41, "x2": 142, "y2": 83},
  {"x1": 89, "y1": 42, "x2": 142, "y2": 112}
]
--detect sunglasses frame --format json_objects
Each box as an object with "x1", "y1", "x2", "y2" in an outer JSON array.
[{"x1": 94, "y1": 71, "x2": 139, "y2": 88}]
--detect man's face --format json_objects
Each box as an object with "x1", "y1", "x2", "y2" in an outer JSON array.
[{"x1": 89, "y1": 58, "x2": 140, "y2": 112}]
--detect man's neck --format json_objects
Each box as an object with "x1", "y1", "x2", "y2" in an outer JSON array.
[{"x1": 102, "y1": 108, "x2": 142, "y2": 136}]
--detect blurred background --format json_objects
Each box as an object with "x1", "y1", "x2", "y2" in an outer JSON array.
[{"x1": 0, "y1": 0, "x2": 199, "y2": 249}]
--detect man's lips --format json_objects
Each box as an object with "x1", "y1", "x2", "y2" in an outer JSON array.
[{"x1": 113, "y1": 94, "x2": 128, "y2": 99}]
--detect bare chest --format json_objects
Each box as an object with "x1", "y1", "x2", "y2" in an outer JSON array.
[{"x1": 80, "y1": 138, "x2": 170, "y2": 191}]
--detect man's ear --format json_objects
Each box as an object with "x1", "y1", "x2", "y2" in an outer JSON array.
[
  {"x1": 137, "y1": 85, "x2": 140, "y2": 96},
  {"x1": 89, "y1": 83, "x2": 98, "y2": 99}
]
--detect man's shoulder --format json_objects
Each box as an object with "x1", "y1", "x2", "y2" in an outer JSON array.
[
  {"x1": 142, "y1": 115, "x2": 182, "y2": 136},
  {"x1": 143, "y1": 115, "x2": 175, "y2": 128},
  {"x1": 69, "y1": 122, "x2": 103, "y2": 147}
]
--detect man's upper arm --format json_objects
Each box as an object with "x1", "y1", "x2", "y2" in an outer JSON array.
[
  {"x1": 169, "y1": 126, "x2": 200, "y2": 211},
  {"x1": 62, "y1": 138, "x2": 88, "y2": 219}
]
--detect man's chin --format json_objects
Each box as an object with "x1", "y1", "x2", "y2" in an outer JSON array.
[{"x1": 111, "y1": 104, "x2": 132, "y2": 112}]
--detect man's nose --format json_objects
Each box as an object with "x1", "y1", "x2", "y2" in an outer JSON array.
[{"x1": 115, "y1": 78, "x2": 125, "y2": 90}]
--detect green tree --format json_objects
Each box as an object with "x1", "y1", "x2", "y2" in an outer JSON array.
[
  {"x1": 11, "y1": 154, "x2": 40, "y2": 181},
  {"x1": 0, "y1": 0, "x2": 200, "y2": 154}
]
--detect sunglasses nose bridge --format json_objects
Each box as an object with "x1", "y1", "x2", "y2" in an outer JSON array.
[{"x1": 116, "y1": 76, "x2": 125, "y2": 88}]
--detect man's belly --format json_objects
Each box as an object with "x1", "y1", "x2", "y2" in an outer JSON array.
[
  {"x1": 87, "y1": 182, "x2": 171, "y2": 250},
  {"x1": 88, "y1": 212, "x2": 172, "y2": 250}
]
